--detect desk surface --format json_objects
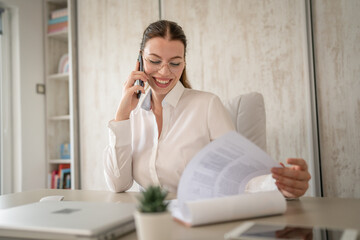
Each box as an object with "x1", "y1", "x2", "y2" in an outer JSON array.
[{"x1": 1, "y1": 189, "x2": 359, "y2": 239}]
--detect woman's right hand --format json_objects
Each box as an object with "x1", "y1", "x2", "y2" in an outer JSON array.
[{"x1": 114, "y1": 60, "x2": 148, "y2": 121}]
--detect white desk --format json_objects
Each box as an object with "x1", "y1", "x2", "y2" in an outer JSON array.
[{"x1": 1, "y1": 189, "x2": 359, "y2": 239}]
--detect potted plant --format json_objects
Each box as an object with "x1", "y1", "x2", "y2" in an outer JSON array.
[{"x1": 134, "y1": 186, "x2": 173, "y2": 240}]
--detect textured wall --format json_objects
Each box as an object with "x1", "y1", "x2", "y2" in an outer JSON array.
[
  {"x1": 162, "y1": 0, "x2": 315, "y2": 193},
  {"x1": 313, "y1": 0, "x2": 360, "y2": 198},
  {"x1": 78, "y1": 0, "x2": 316, "y2": 194},
  {"x1": 77, "y1": 0, "x2": 159, "y2": 190}
]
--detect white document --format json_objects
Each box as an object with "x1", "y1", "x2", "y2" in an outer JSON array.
[{"x1": 171, "y1": 131, "x2": 286, "y2": 226}]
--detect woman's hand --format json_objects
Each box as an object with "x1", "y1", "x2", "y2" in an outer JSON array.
[
  {"x1": 115, "y1": 60, "x2": 148, "y2": 121},
  {"x1": 271, "y1": 158, "x2": 311, "y2": 198}
]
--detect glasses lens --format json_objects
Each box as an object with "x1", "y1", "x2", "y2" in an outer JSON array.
[{"x1": 144, "y1": 56, "x2": 183, "y2": 72}]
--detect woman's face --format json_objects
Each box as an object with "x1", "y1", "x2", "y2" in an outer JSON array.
[{"x1": 143, "y1": 37, "x2": 185, "y2": 98}]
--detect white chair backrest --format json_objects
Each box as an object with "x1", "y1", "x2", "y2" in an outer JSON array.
[{"x1": 223, "y1": 92, "x2": 267, "y2": 152}]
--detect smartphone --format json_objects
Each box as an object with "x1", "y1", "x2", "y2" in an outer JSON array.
[
  {"x1": 134, "y1": 53, "x2": 144, "y2": 99},
  {"x1": 224, "y1": 221, "x2": 358, "y2": 240}
]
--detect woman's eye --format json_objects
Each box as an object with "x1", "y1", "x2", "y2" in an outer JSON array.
[
  {"x1": 150, "y1": 60, "x2": 161, "y2": 64},
  {"x1": 170, "y1": 62, "x2": 181, "y2": 67}
]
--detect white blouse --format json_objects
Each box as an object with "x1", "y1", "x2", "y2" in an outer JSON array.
[{"x1": 103, "y1": 81, "x2": 235, "y2": 193}]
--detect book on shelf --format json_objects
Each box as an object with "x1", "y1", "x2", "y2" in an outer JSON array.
[
  {"x1": 170, "y1": 131, "x2": 286, "y2": 227},
  {"x1": 48, "y1": 28, "x2": 68, "y2": 35},
  {"x1": 47, "y1": 21, "x2": 68, "y2": 34},
  {"x1": 60, "y1": 143, "x2": 71, "y2": 159},
  {"x1": 48, "y1": 8, "x2": 68, "y2": 34},
  {"x1": 49, "y1": 171, "x2": 61, "y2": 189},
  {"x1": 60, "y1": 168, "x2": 71, "y2": 189},
  {"x1": 58, "y1": 163, "x2": 70, "y2": 173},
  {"x1": 48, "y1": 15, "x2": 68, "y2": 25},
  {"x1": 65, "y1": 173, "x2": 71, "y2": 189},
  {"x1": 50, "y1": 170, "x2": 58, "y2": 189},
  {"x1": 54, "y1": 174, "x2": 60, "y2": 189},
  {"x1": 49, "y1": 164, "x2": 71, "y2": 189},
  {"x1": 51, "y1": 8, "x2": 68, "y2": 19}
]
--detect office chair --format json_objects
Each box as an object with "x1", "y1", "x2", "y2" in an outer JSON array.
[{"x1": 223, "y1": 92, "x2": 267, "y2": 152}]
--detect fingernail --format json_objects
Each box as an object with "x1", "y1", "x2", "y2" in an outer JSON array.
[{"x1": 272, "y1": 174, "x2": 279, "y2": 179}]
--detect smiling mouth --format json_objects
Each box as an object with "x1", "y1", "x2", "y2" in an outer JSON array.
[
  {"x1": 156, "y1": 78, "x2": 170, "y2": 84},
  {"x1": 154, "y1": 77, "x2": 172, "y2": 87}
]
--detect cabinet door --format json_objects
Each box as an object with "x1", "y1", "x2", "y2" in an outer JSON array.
[{"x1": 313, "y1": 0, "x2": 360, "y2": 198}]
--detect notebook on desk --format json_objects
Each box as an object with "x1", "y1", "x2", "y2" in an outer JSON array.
[{"x1": 0, "y1": 201, "x2": 136, "y2": 239}]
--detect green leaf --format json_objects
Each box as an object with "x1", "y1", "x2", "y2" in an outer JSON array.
[{"x1": 137, "y1": 186, "x2": 169, "y2": 213}]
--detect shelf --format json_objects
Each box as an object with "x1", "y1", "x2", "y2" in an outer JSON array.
[
  {"x1": 45, "y1": 0, "x2": 78, "y2": 190},
  {"x1": 49, "y1": 159, "x2": 71, "y2": 164},
  {"x1": 48, "y1": 73, "x2": 69, "y2": 81},
  {"x1": 47, "y1": 29, "x2": 68, "y2": 41},
  {"x1": 49, "y1": 115, "x2": 70, "y2": 120}
]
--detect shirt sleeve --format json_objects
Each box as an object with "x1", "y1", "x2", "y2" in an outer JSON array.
[
  {"x1": 103, "y1": 119, "x2": 134, "y2": 192},
  {"x1": 207, "y1": 95, "x2": 236, "y2": 140}
]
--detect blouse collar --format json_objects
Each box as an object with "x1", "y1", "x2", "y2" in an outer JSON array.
[{"x1": 140, "y1": 81, "x2": 185, "y2": 111}]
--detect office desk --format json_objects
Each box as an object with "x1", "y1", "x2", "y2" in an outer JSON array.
[{"x1": 0, "y1": 189, "x2": 359, "y2": 239}]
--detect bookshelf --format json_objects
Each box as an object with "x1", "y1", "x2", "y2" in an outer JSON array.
[{"x1": 44, "y1": 0, "x2": 78, "y2": 189}]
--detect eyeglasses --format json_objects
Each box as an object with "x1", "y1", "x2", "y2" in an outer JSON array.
[{"x1": 143, "y1": 55, "x2": 185, "y2": 73}]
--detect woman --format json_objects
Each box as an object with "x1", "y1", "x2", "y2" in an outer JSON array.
[{"x1": 104, "y1": 20, "x2": 311, "y2": 198}]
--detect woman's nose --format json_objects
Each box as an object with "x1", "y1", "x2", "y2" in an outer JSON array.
[{"x1": 158, "y1": 63, "x2": 172, "y2": 75}]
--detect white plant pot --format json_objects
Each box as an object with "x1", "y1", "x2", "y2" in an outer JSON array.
[{"x1": 134, "y1": 211, "x2": 173, "y2": 240}]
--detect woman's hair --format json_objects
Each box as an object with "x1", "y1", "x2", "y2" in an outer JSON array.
[{"x1": 140, "y1": 20, "x2": 191, "y2": 89}]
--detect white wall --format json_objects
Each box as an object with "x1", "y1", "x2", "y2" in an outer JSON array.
[
  {"x1": 162, "y1": 0, "x2": 317, "y2": 196},
  {"x1": 0, "y1": 0, "x2": 45, "y2": 193},
  {"x1": 77, "y1": 0, "x2": 159, "y2": 190}
]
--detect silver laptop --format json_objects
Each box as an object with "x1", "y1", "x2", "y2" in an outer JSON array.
[{"x1": 0, "y1": 201, "x2": 136, "y2": 239}]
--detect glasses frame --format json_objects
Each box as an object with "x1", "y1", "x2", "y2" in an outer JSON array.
[{"x1": 142, "y1": 54, "x2": 186, "y2": 73}]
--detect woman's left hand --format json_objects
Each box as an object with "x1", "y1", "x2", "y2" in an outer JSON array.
[{"x1": 271, "y1": 158, "x2": 311, "y2": 198}]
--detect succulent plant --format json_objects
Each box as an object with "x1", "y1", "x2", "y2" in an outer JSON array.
[{"x1": 137, "y1": 186, "x2": 169, "y2": 213}]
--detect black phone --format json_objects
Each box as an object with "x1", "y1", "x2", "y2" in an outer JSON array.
[{"x1": 134, "y1": 53, "x2": 144, "y2": 99}]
